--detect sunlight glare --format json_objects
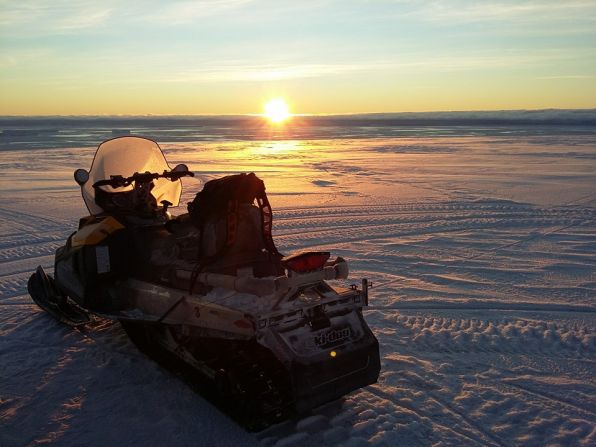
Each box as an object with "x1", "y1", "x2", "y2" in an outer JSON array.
[{"x1": 264, "y1": 98, "x2": 291, "y2": 123}]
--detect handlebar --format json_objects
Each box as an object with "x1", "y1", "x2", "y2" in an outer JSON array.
[{"x1": 93, "y1": 166, "x2": 194, "y2": 189}]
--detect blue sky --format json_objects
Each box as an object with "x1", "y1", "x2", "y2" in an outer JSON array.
[{"x1": 1, "y1": 0, "x2": 595, "y2": 114}]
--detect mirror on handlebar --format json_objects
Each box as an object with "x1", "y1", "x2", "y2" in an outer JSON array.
[
  {"x1": 166, "y1": 164, "x2": 194, "y2": 181},
  {"x1": 74, "y1": 169, "x2": 89, "y2": 186},
  {"x1": 172, "y1": 164, "x2": 189, "y2": 173}
]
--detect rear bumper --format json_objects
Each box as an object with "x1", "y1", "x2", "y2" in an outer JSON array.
[{"x1": 290, "y1": 333, "x2": 380, "y2": 413}]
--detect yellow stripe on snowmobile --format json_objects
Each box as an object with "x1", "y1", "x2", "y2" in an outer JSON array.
[{"x1": 71, "y1": 216, "x2": 125, "y2": 247}]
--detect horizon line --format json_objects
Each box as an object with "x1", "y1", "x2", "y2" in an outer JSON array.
[{"x1": 1, "y1": 107, "x2": 595, "y2": 119}]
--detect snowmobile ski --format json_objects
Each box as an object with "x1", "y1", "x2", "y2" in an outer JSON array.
[{"x1": 28, "y1": 266, "x2": 90, "y2": 327}]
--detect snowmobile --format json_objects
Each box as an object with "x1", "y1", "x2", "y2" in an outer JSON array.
[{"x1": 28, "y1": 136, "x2": 380, "y2": 429}]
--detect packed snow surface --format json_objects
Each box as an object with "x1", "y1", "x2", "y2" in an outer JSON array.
[{"x1": 1, "y1": 124, "x2": 595, "y2": 446}]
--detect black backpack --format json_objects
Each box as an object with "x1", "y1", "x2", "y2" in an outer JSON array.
[{"x1": 187, "y1": 173, "x2": 281, "y2": 261}]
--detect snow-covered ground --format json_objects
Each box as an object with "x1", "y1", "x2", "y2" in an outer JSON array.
[{"x1": 1, "y1": 132, "x2": 595, "y2": 446}]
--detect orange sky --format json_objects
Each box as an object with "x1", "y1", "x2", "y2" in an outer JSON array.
[{"x1": 1, "y1": 1, "x2": 595, "y2": 115}]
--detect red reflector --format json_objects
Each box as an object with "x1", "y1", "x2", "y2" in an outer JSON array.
[
  {"x1": 233, "y1": 319, "x2": 253, "y2": 329},
  {"x1": 283, "y1": 251, "x2": 330, "y2": 273}
]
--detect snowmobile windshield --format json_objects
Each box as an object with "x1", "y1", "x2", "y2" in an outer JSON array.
[{"x1": 82, "y1": 136, "x2": 181, "y2": 215}]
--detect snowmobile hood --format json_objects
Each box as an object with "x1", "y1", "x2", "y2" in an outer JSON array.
[{"x1": 79, "y1": 136, "x2": 182, "y2": 215}]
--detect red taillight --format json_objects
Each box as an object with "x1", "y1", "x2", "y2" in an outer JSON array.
[{"x1": 283, "y1": 251, "x2": 330, "y2": 273}]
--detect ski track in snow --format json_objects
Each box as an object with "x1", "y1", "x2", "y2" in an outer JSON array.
[{"x1": 1, "y1": 136, "x2": 595, "y2": 446}]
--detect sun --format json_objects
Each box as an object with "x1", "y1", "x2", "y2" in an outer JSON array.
[{"x1": 264, "y1": 98, "x2": 291, "y2": 123}]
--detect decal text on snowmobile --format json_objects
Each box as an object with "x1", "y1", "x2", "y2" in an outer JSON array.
[{"x1": 314, "y1": 326, "x2": 352, "y2": 347}]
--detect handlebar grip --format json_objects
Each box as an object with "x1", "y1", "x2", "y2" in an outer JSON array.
[
  {"x1": 93, "y1": 179, "x2": 117, "y2": 188},
  {"x1": 93, "y1": 175, "x2": 128, "y2": 189}
]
